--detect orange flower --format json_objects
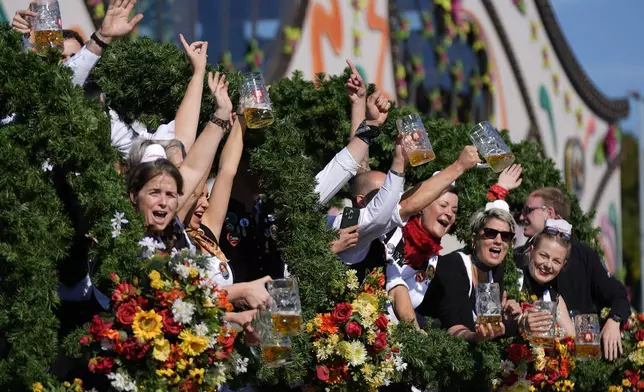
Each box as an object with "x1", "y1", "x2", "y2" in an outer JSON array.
[
  {"x1": 319, "y1": 313, "x2": 338, "y2": 335},
  {"x1": 103, "y1": 329, "x2": 120, "y2": 340},
  {"x1": 217, "y1": 294, "x2": 234, "y2": 312}
]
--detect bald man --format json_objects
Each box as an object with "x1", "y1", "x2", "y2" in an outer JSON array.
[{"x1": 328, "y1": 145, "x2": 480, "y2": 276}]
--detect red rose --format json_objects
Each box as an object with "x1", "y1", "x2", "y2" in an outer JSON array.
[
  {"x1": 135, "y1": 296, "x2": 149, "y2": 309},
  {"x1": 635, "y1": 329, "x2": 644, "y2": 342},
  {"x1": 88, "y1": 357, "x2": 114, "y2": 374},
  {"x1": 218, "y1": 334, "x2": 236, "y2": 352},
  {"x1": 344, "y1": 322, "x2": 362, "y2": 338},
  {"x1": 520, "y1": 302, "x2": 534, "y2": 312},
  {"x1": 88, "y1": 315, "x2": 113, "y2": 340},
  {"x1": 316, "y1": 365, "x2": 330, "y2": 381},
  {"x1": 109, "y1": 272, "x2": 120, "y2": 283},
  {"x1": 506, "y1": 343, "x2": 530, "y2": 363},
  {"x1": 545, "y1": 370, "x2": 558, "y2": 385},
  {"x1": 561, "y1": 337, "x2": 575, "y2": 353},
  {"x1": 372, "y1": 331, "x2": 388, "y2": 352},
  {"x1": 79, "y1": 336, "x2": 92, "y2": 345},
  {"x1": 332, "y1": 303, "x2": 353, "y2": 323},
  {"x1": 375, "y1": 314, "x2": 389, "y2": 330},
  {"x1": 637, "y1": 380, "x2": 644, "y2": 390},
  {"x1": 115, "y1": 301, "x2": 138, "y2": 326},
  {"x1": 159, "y1": 309, "x2": 182, "y2": 335}
]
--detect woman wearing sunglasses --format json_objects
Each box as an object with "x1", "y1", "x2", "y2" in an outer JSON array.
[
  {"x1": 419, "y1": 200, "x2": 517, "y2": 341},
  {"x1": 509, "y1": 219, "x2": 576, "y2": 338}
]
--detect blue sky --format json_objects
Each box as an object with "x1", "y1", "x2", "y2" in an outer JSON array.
[{"x1": 551, "y1": 0, "x2": 644, "y2": 136}]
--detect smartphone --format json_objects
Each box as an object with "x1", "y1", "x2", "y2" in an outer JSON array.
[{"x1": 340, "y1": 207, "x2": 360, "y2": 229}]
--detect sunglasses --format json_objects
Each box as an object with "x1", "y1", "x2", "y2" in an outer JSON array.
[
  {"x1": 482, "y1": 227, "x2": 515, "y2": 243},
  {"x1": 521, "y1": 205, "x2": 547, "y2": 216},
  {"x1": 543, "y1": 226, "x2": 572, "y2": 241}
]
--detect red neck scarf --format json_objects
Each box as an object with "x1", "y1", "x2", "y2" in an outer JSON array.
[{"x1": 402, "y1": 216, "x2": 443, "y2": 269}]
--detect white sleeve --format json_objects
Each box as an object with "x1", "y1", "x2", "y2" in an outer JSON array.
[
  {"x1": 356, "y1": 171, "x2": 405, "y2": 236},
  {"x1": 109, "y1": 110, "x2": 136, "y2": 158},
  {"x1": 65, "y1": 46, "x2": 100, "y2": 86},
  {"x1": 386, "y1": 261, "x2": 409, "y2": 292},
  {"x1": 315, "y1": 147, "x2": 359, "y2": 205}
]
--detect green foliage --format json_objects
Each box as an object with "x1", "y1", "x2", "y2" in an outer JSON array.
[
  {"x1": 621, "y1": 134, "x2": 640, "y2": 300},
  {"x1": 0, "y1": 21, "x2": 617, "y2": 390}
]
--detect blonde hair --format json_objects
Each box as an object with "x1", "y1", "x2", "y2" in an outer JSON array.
[{"x1": 470, "y1": 208, "x2": 516, "y2": 235}]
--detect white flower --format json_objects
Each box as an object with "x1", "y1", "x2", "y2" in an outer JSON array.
[
  {"x1": 41, "y1": 160, "x2": 53, "y2": 172},
  {"x1": 173, "y1": 263, "x2": 190, "y2": 280},
  {"x1": 171, "y1": 298, "x2": 195, "y2": 325},
  {"x1": 138, "y1": 237, "x2": 165, "y2": 257},
  {"x1": 500, "y1": 359, "x2": 515, "y2": 377},
  {"x1": 107, "y1": 372, "x2": 137, "y2": 392},
  {"x1": 338, "y1": 340, "x2": 368, "y2": 366},
  {"x1": 194, "y1": 322, "x2": 209, "y2": 337},
  {"x1": 111, "y1": 211, "x2": 129, "y2": 230},
  {"x1": 207, "y1": 335, "x2": 217, "y2": 349},
  {"x1": 111, "y1": 228, "x2": 122, "y2": 238},
  {"x1": 233, "y1": 357, "x2": 249, "y2": 374},
  {"x1": 393, "y1": 355, "x2": 407, "y2": 372}
]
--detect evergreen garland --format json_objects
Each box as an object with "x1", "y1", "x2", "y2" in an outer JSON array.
[{"x1": 0, "y1": 24, "x2": 618, "y2": 390}]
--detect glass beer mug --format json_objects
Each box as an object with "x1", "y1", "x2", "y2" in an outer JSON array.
[
  {"x1": 475, "y1": 283, "x2": 503, "y2": 334},
  {"x1": 253, "y1": 309, "x2": 295, "y2": 368},
  {"x1": 396, "y1": 113, "x2": 435, "y2": 167},
  {"x1": 31, "y1": 0, "x2": 63, "y2": 54},
  {"x1": 266, "y1": 277, "x2": 303, "y2": 336},
  {"x1": 240, "y1": 72, "x2": 275, "y2": 129},
  {"x1": 529, "y1": 300, "x2": 557, "y2": 348},
  {"x1": 469, "y1": 121, "x2": 515, "y2": 173},
  {"x1": 574, "y1": 314, "x2": 601, "y2": 360}
]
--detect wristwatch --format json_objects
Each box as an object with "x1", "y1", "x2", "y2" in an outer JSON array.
[
  {"x1": 210, "y1": 114, "x2": 231, "y2": 132},
  {"x1": 610, "y1": 314, "x2": 623, "y2": 325}
]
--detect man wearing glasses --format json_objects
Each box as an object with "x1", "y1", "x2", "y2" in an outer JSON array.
[{"x1": 515, "y1": 187, "x2": 630, "y2": 361}]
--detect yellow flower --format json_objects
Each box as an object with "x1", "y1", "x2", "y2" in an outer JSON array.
[
  {"x1": 179, "y1": 330, "x2": 208, "y2": 356},
  {"x1": 622, "y1": 379, "x2": 632, "y2": 387},
  {"x1": 149, "y1": 270, "x2": 161, "y2": 281},
  {"x1": 132, "y1": 309, "x2": 163, "y2": 340},
  {"x1": 177, "y1": 357, "x2": 194, "y2": 371},
  {"x1": 189, "y1": 368, "x2": 205, "y2": 384},
  {"x1": 608, "y1": 386, "x2": 623, "y2": 392},
  {"x1": 346, "y1": 270, "x2": 359, "y2": 291},
  {"x1": 32, "y1": 383, "x2": 44, "y2": 392},
  {"x1": 189, "y1": 268, "x2": 199, "y2": 278},
  {"x1": 638, "y1": 341, "x2": 644, "y2": 349},
  {"x1": 156, "y1": 368, "x2": 174, "y2": 378},
  {"x1": 153, "y1": 338, "x2": 171, "y2": 361},
  {"x1": 529, "y1": 386, "x2": 537, "y2": 392},
  {"x1": 151, "y1": 279, "x2": 165, "y2": 290},
  {"x1": 73, "y1": 378, "x2": 83, "y2": 392},
  {"x1": 63, "y1": 381, "x2": 71, "y2": 387},
  {"x1": 628, "y1": 348, "x2": 644, "y2": 366}
]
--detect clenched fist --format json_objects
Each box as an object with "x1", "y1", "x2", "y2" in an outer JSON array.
[{"x1": 456, "y1": 145, "x2": 480, "y2": 171}]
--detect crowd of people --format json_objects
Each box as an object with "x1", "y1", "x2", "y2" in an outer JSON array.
[{"x1": 9, "y1": 0, "x2": 633, "y2": 390}]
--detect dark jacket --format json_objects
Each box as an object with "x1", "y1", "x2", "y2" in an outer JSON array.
[{"x1": 515, "y1": 239, "x2": 630, "y2": 322}]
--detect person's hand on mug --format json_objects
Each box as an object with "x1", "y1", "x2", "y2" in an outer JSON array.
[
  {"x1": 11, "y1": 9, "x2": 36, "y2": 35},
  {"x1": 331, "y1": 225, "x2": 359, "y2": 254},
  {"x1": 501, "y1": 291, "x2": 522, "y2": 320},
  {"x1": 474, "y1": 321, "x2": 505, "y2": 342},
  {"x1": 497, "y1": 164, "x2": 523, "y2": 191},
  {"x1": 455, "y1": 145, "x2": 480, "y2": 172},
  {"x1": 235, "y1": 275, "x2": 272, "y2": 310},
  {"x1": 524, "y1": 308, "x2": 553, "y2": 335}
]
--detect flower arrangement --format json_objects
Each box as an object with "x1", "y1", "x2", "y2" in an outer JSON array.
[
  {"x1": 78, "y1": 248, "x2": 249, "y2": 391},
  {"x1": 305, "y1": 269, "x2": 405, "y2": 391},
  {"x1": 495, "y1": 338, "x2": 576, "y2": 392},
  {"x1": 607, "y1": 313, "x2": 644, "y2": 391}
]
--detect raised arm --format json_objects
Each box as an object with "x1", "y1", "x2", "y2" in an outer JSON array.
[
  {"x1": 177, "y1": 72, "x2": 230, "y2": 211},
  {"x1": 399, "y1": 146, "x2": 479, "y2": 221},
  {"x1": 201, "y1": 101, "x2": 245, "y2": 242},
  {"x1": 174, "y1": 34, "x2": 209, "y2": 152}
]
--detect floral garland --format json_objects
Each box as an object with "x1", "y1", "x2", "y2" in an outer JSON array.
[
  {"x1": 607, "y1": 312, "x2": 644, "y2": 391},
  {"x1": 495, "y1": 338, "x2": 576, "y2": 392},
  {"x1": 75, "y1": 248, "x2": 249, "y2": 391},
  {"x1": 306, "y1": 269, "x2": 405, "y2": 391}
]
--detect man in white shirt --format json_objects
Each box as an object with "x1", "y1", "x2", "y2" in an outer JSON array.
[{"x1": 329, "y1": 145, "x2": 480, "y2": 277}]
